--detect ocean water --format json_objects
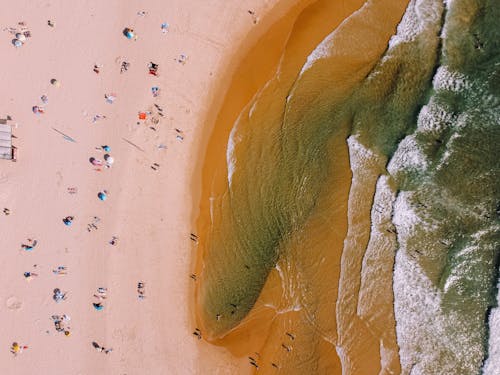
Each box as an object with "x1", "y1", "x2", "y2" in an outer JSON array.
[{"x1": 196, "y1": 0, "x2": 500, "y2": 373}]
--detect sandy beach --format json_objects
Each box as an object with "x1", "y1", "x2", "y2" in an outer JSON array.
[{"x1": 0, "y1": 1, "x2": 293, "y2": 374}]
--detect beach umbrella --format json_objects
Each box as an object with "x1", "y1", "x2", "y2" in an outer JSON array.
[
  {"x1": 93, "y1": 303, "x2": 104, "y2": 311},
  {"x1": 50, "y1": 78, "x2": 61, "y2": 87},
  {"x1": 12, "y1": 39, "x2": 23, "y2": 47},
  {"x1": 98, "y1": 192, "x2": 107, "y2": 201},
  {"x1": 102, "y1": 145, "x2": 110, "y2": 152},
  {"x1": 123, "y1": 28, "x2": 134, "y2": 39},
  {"x1": 15, "y1": 33, "x2": 26, "y2": 42}
]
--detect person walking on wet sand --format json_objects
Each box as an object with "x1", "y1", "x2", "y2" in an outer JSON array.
[
  {"x1": 190, "y1": 233, "x2": 198, "y2": 243},
  {"x1": 193, "y1": 328, "x2": 202, "y2": 340}
]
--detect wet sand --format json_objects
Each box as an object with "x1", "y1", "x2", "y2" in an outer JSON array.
[{"x1": 193, "y1": 0, "x2": 410, "y2": 373}]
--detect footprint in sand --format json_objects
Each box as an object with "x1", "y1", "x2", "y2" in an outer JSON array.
[{"x1": 6, "y1": 296, "x2": 23, "y2": 310}]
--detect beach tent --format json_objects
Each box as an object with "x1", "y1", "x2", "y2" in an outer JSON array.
[{"x1": 0, "y1": 123, "x2": 13, "y2": 160}]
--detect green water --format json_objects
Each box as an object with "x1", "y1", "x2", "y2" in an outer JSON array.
[{"x1": 198, "y1": 0, "x2": 500, "y2": 373}]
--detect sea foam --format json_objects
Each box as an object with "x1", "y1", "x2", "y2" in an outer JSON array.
[
  {"x1": 483, "y1": 275, "x2": 500, "y2": 375},
  {"x1": 388, "y1": 0, "x2": 442, "y2": 48}
]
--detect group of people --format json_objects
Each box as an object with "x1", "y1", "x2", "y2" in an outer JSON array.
[
  {"x1": 137, "y1": 282, "x2": 146, "y2": 299},
  {"x1": 51, "y1": 314, "x2": 71, "y2": 336},
  {"x1": 93, "y1": 287, "x2": 107, "y2": 310},
  {"x1": 5, "y1": 12, "x2": 196, "y2": 362}
]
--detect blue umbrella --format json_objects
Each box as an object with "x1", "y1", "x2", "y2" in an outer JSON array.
[
  {"x1": 98, "y1": 192, "x2": 107, "y2": 201},
  {"x1": 123, "y1": 28, "x2": 134, "y2": 39},
  {"x1": 93, "y1": 303, "x2": 104, "y2": 311}
]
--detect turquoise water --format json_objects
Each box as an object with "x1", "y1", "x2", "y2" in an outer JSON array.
[{"x1": 197, "y1": 0, "x2": 500, "y2": 373}]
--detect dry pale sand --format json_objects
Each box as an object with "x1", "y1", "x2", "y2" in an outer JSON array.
[{"x1": 0, "y1": 0, "x2": 293, "y2": 374}]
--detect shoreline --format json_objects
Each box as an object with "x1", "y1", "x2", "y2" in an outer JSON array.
[
  {"x1": 191, "y1": 0, "x2": 366, "y2": 360},
  {"x1": 191, "y1": 0, "x2": 409, "y2": 373},
  {"x1": 189, "y1": 0, "x2": 314, "y2": 338}
]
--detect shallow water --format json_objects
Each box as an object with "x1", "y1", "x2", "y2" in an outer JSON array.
[{"x1": 195, "y1": 0, "x2": 500, "y2": 373}]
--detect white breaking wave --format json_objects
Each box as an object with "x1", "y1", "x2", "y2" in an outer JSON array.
[
  {"x1": 358, "y1": 175, "x2": 397, "y2": 318},
  {"x1": 299, "y1": 0, "x2": 373, "y2": 75},
  {"x1": 299, "y1": 32, "x2": 334, "y2": 75},
  {"x1": 387, "y1": 135, "x2": 429, "y2": 176},
  {"x1": 346, "y1": 134, "x2": 382, "y2": 173},
  {"x1": 392, "y1": 192, "x2": 424, "y2": 243},
  {"x1": 416, "y1": 100, "x2": 454, "y2": 134},
  {"x1": 393, "y1": 248, "x2": 484, "y2": 374},
  {"x1": 433, "y1": 66, "x2": 469, "y2": 93},
  {"x1": 388, "y1": 0, "x2": 442, "y2": 48},
  {"x1": 483, "y1": 273, "x2": 500, "y2": 375}
]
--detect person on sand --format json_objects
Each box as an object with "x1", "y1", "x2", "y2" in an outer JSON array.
[
  {"x1": 53, "y1": 265, "x2": 67, "y2": 275},
  {"x1": 93, "y1": 293, "x2": 107, "y2": 300},
  {"x1": 192, "y1": 328, "x2": 202, "y2": 340},
  {"x1": 10, "y1": 342, "x2": 28, "y2": 356},
  {"x1": 148, "y1": 62, "x2": 159, "y2": 76},
  {"x1": 120, "y1": 61, "x2": 130, "y2": 73},
  {"x1": 53, "y1": 288, "x2": 68, "y2": 303},
  {"x1": 137, "y1": 282, "x2": 146, "y2": 299},
  {"x1": 3, "y1": 207, "x2": 10, "y2": 215},
  {"x1": 23, "y1": 271, "x2": 38, "y2": 280},
  {"x1": 104, "y1": 94, "x2": 116, "y2": 104},
  {"x1": 109, "y1": 236, "x2": 118, "y2": 246},
  {"x1": 92, "y1": 341, "x2": 112, "y2": 353},
  {"x1": 190, "y1": 232, "x2": 198, "y2": 243},
  {"x1": 90, "y1": 157, "x2": 103, "y2": 166},
  {"x1": 21, "y1": 238, "x2": 37, "y2": 251},
  {"x1": 32, "y1": 105, "x2": 44, "y2": 114}
]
